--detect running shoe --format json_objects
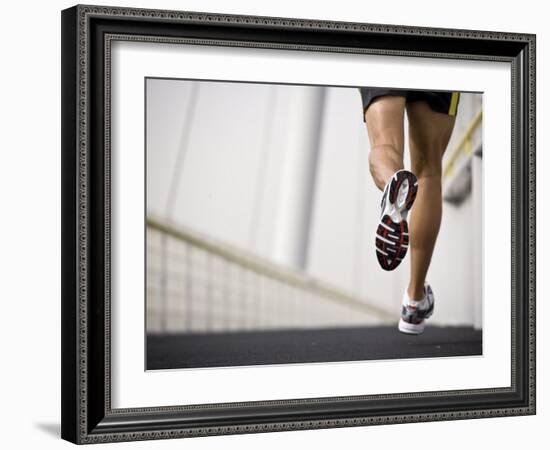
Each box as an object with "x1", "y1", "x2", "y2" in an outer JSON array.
[
  {"x1": 375, "y1": 169, "x2": 418, "y2": 271},
  {"x1": 398, "y1": 284, "x2": 435, "y2": 335}
]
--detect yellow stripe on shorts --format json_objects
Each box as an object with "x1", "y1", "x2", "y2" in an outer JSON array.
[{"x1": 448, "y1": 92, "x2": 460, "y2": 116}]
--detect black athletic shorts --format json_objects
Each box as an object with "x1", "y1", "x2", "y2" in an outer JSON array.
[{"x1": 359, "y1": 88, "x2": 460, "y2": 120}]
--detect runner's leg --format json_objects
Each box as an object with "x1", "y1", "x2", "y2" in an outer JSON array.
[
  {"x1": 405, "y1": 101, "x2": 456, "y2": 300},
  {"x1": 364, "y1": 96, "x2": 406, "y2": 190}
]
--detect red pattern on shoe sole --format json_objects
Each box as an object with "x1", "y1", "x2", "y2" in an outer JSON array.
[{"x1": 376, "y1": 215, "x2": 409, "y2": 271}]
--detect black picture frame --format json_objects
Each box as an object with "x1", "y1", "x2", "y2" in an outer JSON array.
[{"x1": 61, "y1": 4, "x2": 536, "y2": 444}]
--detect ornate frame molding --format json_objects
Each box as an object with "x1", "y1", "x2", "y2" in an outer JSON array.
[{"x1": 61, "y1": 4, "x2": 536, "y2": 444}]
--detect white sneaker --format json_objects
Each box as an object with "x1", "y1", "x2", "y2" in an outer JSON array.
[
  {"x1": 375, "y1": 169, "x2": 418, "y2": 271},
  {"x1": 398, "y1": 284, "x2": 435, "y2": 335}
]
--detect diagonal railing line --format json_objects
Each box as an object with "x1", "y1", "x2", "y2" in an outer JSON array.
[
  {"x1": 147, "y1": 216, "x2": 394, "y2": 320},
  {"x1": 443, "y1": 108, "x2": 483, "y2": 180}
]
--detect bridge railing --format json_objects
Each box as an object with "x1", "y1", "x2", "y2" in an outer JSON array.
[{"x1": 146, "y1": 217, "x2": 393, "y2": 334}]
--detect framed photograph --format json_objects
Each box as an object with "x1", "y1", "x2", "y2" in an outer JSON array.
[{"x1": 61, "y1": 4, "x2": 536, "y2": 444}]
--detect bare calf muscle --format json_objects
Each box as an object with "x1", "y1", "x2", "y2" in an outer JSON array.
[
  {"x1": 364, "y1": 96, "x2": 406, "y2": 190},
  {"x1": 406, "y1": 101, "x2": 456, "y2": 301}
]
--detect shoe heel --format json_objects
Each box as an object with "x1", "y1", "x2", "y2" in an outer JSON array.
[
  {"x1": 398, "y1": 318, "x2": 425, "y2": 335},
  {"x1": 405, "y1": 173, "x2": 418, "y2": 210},
  {"x1": 389, "y1": 170, "x2": 418, "y2": 210}
]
